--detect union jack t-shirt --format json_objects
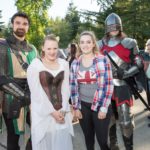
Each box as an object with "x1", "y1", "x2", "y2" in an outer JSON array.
[{"x1": 70, "y1": 54, "x2": 114, "y2": 113}]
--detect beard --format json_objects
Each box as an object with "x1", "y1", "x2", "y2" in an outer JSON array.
[{"x1": 13, "y1": 29, "x2": 26, "y2": 38}]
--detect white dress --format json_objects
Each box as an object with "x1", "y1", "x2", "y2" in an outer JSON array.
[{"x1": 27, "y1": 58, "x2": 74, "y2": 150}]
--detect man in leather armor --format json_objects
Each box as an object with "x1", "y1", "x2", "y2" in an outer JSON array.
[
  {"x1": 99, "y1": 13, "x2": 143, "y2": 150},
  {"x1": 0, "y1": 12, "x2": 38, "y2": 150}
]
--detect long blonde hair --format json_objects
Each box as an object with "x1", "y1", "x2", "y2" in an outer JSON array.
[{"x1": 79, "y1": 31, "x2": 99, "y2": 55}]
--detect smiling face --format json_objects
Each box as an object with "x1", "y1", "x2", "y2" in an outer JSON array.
[
  {"x1": 79, "y1": 35, "x2": 95, "y2": 55},
  {"x1": 42, "y1": 39, "x2": 58, "y2": 61},
  {"x1": 12, "y1": 16, "x2": 29, "y2": 38}
]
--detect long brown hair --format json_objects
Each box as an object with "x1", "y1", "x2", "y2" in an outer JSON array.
[{"x1": 103, "y1": 31, "x2": 127, "y2": 44}]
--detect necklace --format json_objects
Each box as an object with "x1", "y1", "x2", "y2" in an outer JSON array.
[{"x1": 42, "y1": 58, "x2": 59, "y2": 70}]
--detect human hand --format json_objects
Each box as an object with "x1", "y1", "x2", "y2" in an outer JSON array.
[
  {"x1": 60, "y1": 110, "x2": 65, "y2": 116},
  {"x1": 74, "y1": 109, "x2": 82, "y2": 119},
  {"x1": 51, "y1": 111, "x2": 65, "y2": 124},
  {"x1": 98, "y1": 111, "x2": 106, "y2": 120}
]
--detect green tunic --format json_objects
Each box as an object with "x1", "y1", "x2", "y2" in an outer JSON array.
[{"x1": 0, "y1": 35, "x2": 38, "y2": 134}]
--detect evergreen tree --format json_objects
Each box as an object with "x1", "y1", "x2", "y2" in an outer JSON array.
[
  {"x1": 0, "y1": 10, "x2": 4, "y2": 36},
  {"x1": 65, "y1": 2, "x2": 80, "y2": 43},
  {"x1": 15, "y1": 0, "x2": 52, "y2": 50}
]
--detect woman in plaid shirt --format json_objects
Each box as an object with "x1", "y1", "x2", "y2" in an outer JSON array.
[{"x1": 70, "y1": 31, "x2": 114, "y2": 150}]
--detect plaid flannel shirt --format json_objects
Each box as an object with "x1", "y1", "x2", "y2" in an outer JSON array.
[{"x1": 70, "y1": 54, "x2": 114, "y2": 113}]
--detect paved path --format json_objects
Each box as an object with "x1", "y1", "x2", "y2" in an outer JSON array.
[
  {"x1": 0, "y1": 91, "x2": 150, "y2": 150},
  {"x1": 73, "y1": 91, "x2": 150, "y2": 150}
]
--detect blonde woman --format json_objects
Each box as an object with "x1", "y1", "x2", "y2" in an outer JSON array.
[
  {"x1": 70, "y1": 31, "x2": 114, "y2": 150},
  {"x1": 27, "y1": 34, "x2": 73, "y2": 150}
]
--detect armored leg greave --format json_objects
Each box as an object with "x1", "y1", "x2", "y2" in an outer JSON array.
[{"x1": 118, "y1": 103, "x2": 134, "y2": 150}]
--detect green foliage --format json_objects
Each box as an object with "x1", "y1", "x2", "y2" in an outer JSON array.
[
  {"x1": 3, "y1": 0, "x2": 149, "y2": 50},
  {"x1": 47, "y1": 2, "x2": 81, "y2": 48},
  {"x1": 2, "y1": 23, "x2": 12, "y2": 38},
  {"x1": 47, "y1": 17, "x2": 70, "y2": 48},
  {"x1": 15, "y1": 0, "x2": 52, "y2": 50},
  {"x1": 0, "y1": 10, "x2": 5, "y2": 36},
  {"x1": 65, "y1": 2, "x2": 80, "y2": 44},
  {"x1": 97, "y1": 0, "x2": 115, "y2": 11},
  {"x1": 109, "y1": 0, "x2": 150, "y2": 49},
  {"x1": 82, "y1": 0, "x2": 150, "y2": 49},
  {"x1": 96, "y1": 0, "x2": 150, "y2": 49}
]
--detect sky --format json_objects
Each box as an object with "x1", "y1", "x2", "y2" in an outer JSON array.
[{"x1": 0, "y1": 0, "x2": 100, "y2": 24}]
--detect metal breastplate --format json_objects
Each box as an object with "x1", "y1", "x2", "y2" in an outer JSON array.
[
  {"x1": 39, "y1": 71, "x2": 64, "y2": 110},
  {"x1": 108, "y1": 51, "x2": 128, "y2": 86}
]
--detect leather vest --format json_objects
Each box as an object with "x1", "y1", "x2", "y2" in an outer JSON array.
[{"x1": 39, "y1": 71, "x2": 64, "y2": 110}]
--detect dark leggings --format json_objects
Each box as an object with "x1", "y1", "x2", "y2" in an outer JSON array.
[
  {"x1": 3, "y1": 112, "x2": 31, "y2": 150},
  {"x1": 79, "y1": 101, "x2": 111, "y2": 150},
  {"x1": 3, "y1": 113, "x2": 20, "y2": 150}
]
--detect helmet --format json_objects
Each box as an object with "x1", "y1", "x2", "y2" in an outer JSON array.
[{"x1": 105, "y1": 13, "x2": 122, "y2": 33}]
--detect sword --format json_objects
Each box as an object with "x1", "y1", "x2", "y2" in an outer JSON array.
[{"x1": 104, "y1": 50, "x2": 150, "y2": 111}]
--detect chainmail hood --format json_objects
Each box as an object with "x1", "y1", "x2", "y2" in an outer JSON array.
[{"x1": 6, "y1": 35, "x2": 33, "y2": 52}]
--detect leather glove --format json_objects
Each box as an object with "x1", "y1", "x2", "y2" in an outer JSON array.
[
  {"x1": 117, "y1": 68, "x2": 125, "y2": 79},
  {"x1": 21, "y1": 91, "x2": 31, "y2": 106}
]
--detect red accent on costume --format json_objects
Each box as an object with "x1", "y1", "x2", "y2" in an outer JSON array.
[
  {"x1": 101, "y1": 44, "x2": 131, "y2": 63},
  {"x1": 112, "y1": 94, "x2": 133, "y2": 107},
  {"x1": 77, "y1": 70, "x2": 97, "y2": 84},
  {"x1": 101, "y1": 43, "x2": 133, "y2": 107}
]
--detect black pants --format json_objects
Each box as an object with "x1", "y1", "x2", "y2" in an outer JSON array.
[
  {"x1": 3, "y1": 112, "x2": 31, "y2": 150},
  {"x1": 3, "y1": 113, "x2": 20, "y2": 150},
  {"x1": 79, "y1": 101, "x2": 111, "y2": 150}
]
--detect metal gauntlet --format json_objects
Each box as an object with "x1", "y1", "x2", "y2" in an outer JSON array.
[{"x1": 0, "y1": 75, "x2": 30, "y2": 118}]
